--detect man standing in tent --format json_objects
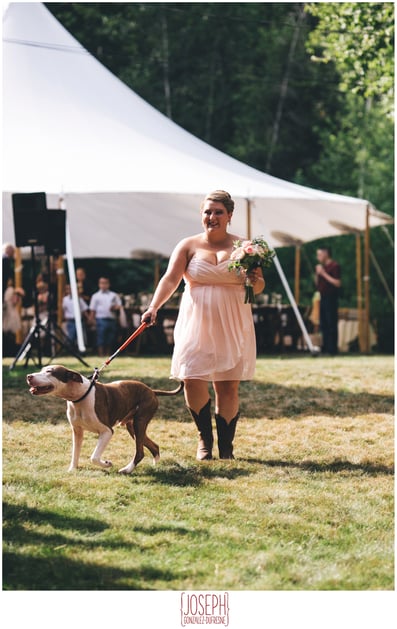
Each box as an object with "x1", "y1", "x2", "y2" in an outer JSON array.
[
  {"x1": 315, "y1": 246, "x2": 341, "y2": 355},
  {"x1": 89, "y1": 277, "x2": 121, "y2": 356}
]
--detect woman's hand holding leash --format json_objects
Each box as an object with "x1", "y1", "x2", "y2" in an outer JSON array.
[{"x1": 142, "y1": 306, "x2": 158, "y2": 326}]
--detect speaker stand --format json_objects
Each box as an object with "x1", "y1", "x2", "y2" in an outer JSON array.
[{"x1": 9, "y1": 247, "x2": 89, "y2": 371}]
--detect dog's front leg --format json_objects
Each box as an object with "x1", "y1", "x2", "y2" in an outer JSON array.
[
  {"x1": 90, "y1": 427, "x2": 113, "y2": 469},
  {"x1": 69, "y1": 426, "x2": 84, "y2": 471}
]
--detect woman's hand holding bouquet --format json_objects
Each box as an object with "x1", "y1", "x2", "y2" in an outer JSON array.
[{"x1": 228, "y1": 236, "x2": 275, "y2": 304}]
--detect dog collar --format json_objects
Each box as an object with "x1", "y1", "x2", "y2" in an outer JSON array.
[{"x1": 71, "y1": 368, "x2": 99, "y2": 404}]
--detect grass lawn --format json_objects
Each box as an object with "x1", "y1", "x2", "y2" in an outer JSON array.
[{"x1": 2, "y1": 354, "x2": 394, "y2": 591}]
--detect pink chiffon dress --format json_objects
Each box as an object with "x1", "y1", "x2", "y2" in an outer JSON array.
[{"x1": 171, "y1": 254, "x2": 256, "y2": 381}]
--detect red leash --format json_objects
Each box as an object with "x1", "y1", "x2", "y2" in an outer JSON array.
[{"x1": 96, "y1": 321, "x2": 148, "y2": 375}]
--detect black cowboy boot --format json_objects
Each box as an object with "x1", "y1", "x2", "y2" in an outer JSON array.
[
  {"x1": 215, "y1": 412, "x2": 240, "y2": 460},
  {"x1": 187, "y1": 399, "x2": 213, "y2": 460}
]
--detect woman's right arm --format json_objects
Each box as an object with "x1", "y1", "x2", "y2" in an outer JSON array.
[{"x1": 141, "y1": 239, "x2": 191, "y2": 325}]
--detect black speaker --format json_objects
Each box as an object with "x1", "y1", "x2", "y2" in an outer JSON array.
[
  {"x1": 12, "y1": 208, "x2": 47, "y2": 247},
  {"x1": 11, "y1": 192, "x2": 47, "y2": 213},
  {"x1": 12, "y1": 192, "x2": 47, "y2": 247},
  {"x1": 12, "y1": 191, "x2": 66, "y2": 254},
  {"x1": 45, "y1": 210, "x2": 66, "y2": 255}
]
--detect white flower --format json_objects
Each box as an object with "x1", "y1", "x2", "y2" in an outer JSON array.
[{"x1": 230, "y1": 247, "x2": 245, "y2": 261}]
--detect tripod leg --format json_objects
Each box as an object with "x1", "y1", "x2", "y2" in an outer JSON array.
[
  {"x1": 9, "y1": 324, "x2": 43, "y2": 371},
  {"x1": 44, "y1": 323, "x2": 90, "y2": 367}
]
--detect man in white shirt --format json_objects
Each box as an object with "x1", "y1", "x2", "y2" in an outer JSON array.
[
  {"x1": 62, "y1": 284, "x2": 88, "y2": 344},
  {"x1": 89, "y1": 277, "x2": 121, "y2": 356}
]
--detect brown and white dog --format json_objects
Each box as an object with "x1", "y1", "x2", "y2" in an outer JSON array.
[{"x1": 26, "y1": 365, "x2": 183, "y2": 474}]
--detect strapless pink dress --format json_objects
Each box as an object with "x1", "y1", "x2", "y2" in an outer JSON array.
[{"x1": 171, "y1": 255, "x2": 256, "y2": 381}]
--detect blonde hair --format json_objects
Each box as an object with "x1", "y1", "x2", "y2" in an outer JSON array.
[{"x1": 201, "y1": 190, "x2": 235, "y2": 214}]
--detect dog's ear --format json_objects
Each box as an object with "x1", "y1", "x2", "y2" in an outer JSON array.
[
  {"x1": 51, "y1": 366, "x2": 83, "y2": 384},
  {"x1": 69, "y1": 371, "x2": 84, "y2": 384}
]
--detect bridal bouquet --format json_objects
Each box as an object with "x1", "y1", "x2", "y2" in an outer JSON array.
[{"x1": 228, "y1": 236, "x2": 275, "y2": 304}]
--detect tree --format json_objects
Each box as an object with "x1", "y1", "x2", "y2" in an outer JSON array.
[{"x1": 305, "y1": 2, "x2": 394, "y2": 117}]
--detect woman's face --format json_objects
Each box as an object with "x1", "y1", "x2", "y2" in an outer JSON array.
[{"x1": 201, "y1": 200, "x2": 231, "y2": 234}]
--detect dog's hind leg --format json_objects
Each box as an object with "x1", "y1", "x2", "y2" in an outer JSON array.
[
  {"x1": 90, "y1": 426, "x2": 114, "y2": 469},
  {"x1": 69, "y1": 426, "x2": 84, "y2": 471},
  {"x1": 144, "y1": 435, "x2": 160, "y2": 464},
  {"x1": 119, "y1": 417, "x2": 152, "y2": 474},
  {"x1": 123, "y1": 421, "x2": 159, "y2": 463}
]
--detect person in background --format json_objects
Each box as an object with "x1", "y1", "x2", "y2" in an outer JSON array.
[
  {"x1": 2, "y1": 243, "x2": 15, "y2": 297},
  {"x1": 315, "y1": 246, "x2": 341, "y2": 355},
  {"x1": 75, "y1": 267, "x2": 96, "y2": 349},
  {"x1": 62, "y1": 284, "x2": 89, "y2": 345},
  {"x1": 36, "y1": 280, "x2": 50, "y2": 321},
  {"x1": 141, "y1": 190, "x2": 264, "y2": 460},
  {"x1": 3, "y1": 279, "x2": 24, "y2": 356},
  {"x1": 89, "y1": 277, "x2": 121, "y2": 356},
  {"x1": 76, "y1": 267, "x2": 94, "y2": 305}
]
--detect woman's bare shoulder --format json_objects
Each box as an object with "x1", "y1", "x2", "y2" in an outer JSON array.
[{"x1": 174, "y1": 234, "x2": 202, "y2": 254}]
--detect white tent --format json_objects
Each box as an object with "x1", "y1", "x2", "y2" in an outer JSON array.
[{"x1": 2, "y1": 2, "x2": 392, "y2": 259}]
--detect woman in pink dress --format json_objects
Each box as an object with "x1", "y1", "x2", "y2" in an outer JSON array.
[{"x1": 141, "y1": 190, "x2": 265, "y2": 460}]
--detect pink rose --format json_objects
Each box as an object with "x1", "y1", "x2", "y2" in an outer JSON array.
[
  {"x1": 230, "y1": 247, "x2": 245, "y2": 261},
  {"x1": 243, "y1": 244, "x2": 254, "y2": 254}
]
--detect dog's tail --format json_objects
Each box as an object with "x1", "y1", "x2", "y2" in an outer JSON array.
[{"x1": 153, "y1": 380, "x2": 184, "y2": 397}]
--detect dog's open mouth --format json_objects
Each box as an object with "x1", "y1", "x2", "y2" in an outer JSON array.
[{"x1": 29, "y1": 385, "x2": 54, "y2": 396}]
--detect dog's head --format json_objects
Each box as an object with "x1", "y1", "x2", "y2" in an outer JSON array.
[{"x1": 26, "y1": 365, "x2": 86, "y2": 399}]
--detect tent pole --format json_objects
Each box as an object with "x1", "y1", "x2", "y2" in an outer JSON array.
[
  {"x1": 273, "y1": 254, "x2": 316, "y2": 354},
  {"x1": 364, "y1": 205, "x2": 371, "y2": 352},
  {"x1": 14, "y1": 247, "x2": 23, "y2": 344},
  {"x1": 294, "y1": 245, "x2": 301, "y2": 304},
  {"x1": 356, "y1": 233, "x2": 364, "y2": 352},
  {"x1": 56, "y1": 255, "x2": 65, "y2": 328},
  {"x1": 59, "y1": 194, "x2": 86, "y2": 353},
  {"x1": 65, "y1": 222, "x2": 86, "y2": 353},
  {"x1": 246, "y1": 199, "x2": 252, "y2": 239},
  {"x1": 154, "y1": 258, "x2": 160, "y2": 290}
]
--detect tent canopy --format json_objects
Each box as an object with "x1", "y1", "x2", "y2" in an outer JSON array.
[{"x1": 2, "y1": 2, "x2": 392, "y2": 258}]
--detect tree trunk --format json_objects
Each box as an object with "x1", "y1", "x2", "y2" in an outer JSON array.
[
  {"x1": 161, "y1": 6, "x2": 172, "y2": 119},
  {"x1": 266, "y1": 4, "x2": 305, "y2": 172}
]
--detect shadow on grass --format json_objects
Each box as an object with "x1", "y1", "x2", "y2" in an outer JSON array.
[
  {"x1": 3, "y1": 503, "x2": 108, "y2": 533},
  {"x1": 239, "y1": 381, "x2": 394, "y2": 420},
  {"x1": 3, "y1": 551, "x2": 176, "y2": 590},
  {"x1": 2, "y1": 502, "x2": 186, "y2": 590},
  {"x1": 141, "y1": 462, "x2": 252, "y2": 486},
  {"x1": 240, "y1": 457, "x2": 394, "y2": 476}
]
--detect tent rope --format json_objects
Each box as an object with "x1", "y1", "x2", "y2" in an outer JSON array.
[{"x1": 370, "y1": 249, "x2": 394, "y2": 308}]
